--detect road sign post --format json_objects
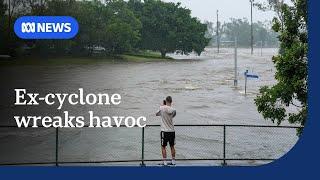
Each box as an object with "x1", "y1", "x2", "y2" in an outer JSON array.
[
  {"x1": 244, "y1": 70, "x2": 259, "y2": 95},
  {"x1": 245, "y1": 70, "x2": 248, "y2": 95}
]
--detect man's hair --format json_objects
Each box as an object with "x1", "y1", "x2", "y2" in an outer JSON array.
[{"x1": 166, "y1": 96, "x2": 172, "y2": 103}]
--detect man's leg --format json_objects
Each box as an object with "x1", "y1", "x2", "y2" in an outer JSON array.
[
  {"x1": 170, "y1": 145, "x2": 175, "y2": 159},
  {"x1": 170, "y1": 145, "x2": 176, "y2": 165},
  {"x1": 161, "y1": 146, "x2": 167, "y2": 165},
  {"x1": 168, "y1": 132, "x2": 176, "y2": 165},
  {"x1": 160, "y1": 131, "x2": 168, "y2": 165}
]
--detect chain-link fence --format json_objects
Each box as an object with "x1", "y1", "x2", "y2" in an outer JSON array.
[{"x1": 0, "y1": 124, "x2": 301, "y2": 166}]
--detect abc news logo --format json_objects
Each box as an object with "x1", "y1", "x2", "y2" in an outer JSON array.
[
  {"x1": 21, "y1": 22, "x2": 72, "y2": 33},
  {"x1": 14, "y1": 16, "x2": 79, "y2": 39}
]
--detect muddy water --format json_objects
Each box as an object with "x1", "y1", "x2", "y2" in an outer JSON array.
[{"x1": 0, "y1": 48, "x2": 299, "y2": 166}]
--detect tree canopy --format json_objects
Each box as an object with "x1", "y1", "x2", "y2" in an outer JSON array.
[
  {"x1": 0, "y1": 0, "x2": 210, "y2": 58},
  {"x1": 254, "y1": 0, "x2": 307, "y2": 135},
  {"x1": 128, "y1": 0, "x2": 209, "y2": 57}
]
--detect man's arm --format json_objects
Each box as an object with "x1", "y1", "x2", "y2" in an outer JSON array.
[
  {"x1": 156, "y1": 110, "x2": 161, "y2": 116},
  {"x1": 172, "y1": 110, "x2": 176, "y2": 118},
  {"x1": 165, "y1": 107, "x2": 176, "y2": 117}
]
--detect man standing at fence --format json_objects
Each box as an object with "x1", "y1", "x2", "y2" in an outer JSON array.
[{"x1": 156, "y1": 96, "x2": 176, "y2": 166}]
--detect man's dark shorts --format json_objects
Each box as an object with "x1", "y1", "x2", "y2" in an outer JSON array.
[{"x1": 160, "y1": 131, "x2": 175, "y2": 147}]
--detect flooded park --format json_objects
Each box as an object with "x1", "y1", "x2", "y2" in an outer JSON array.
[{"x1": 0, "y1": 48, "x2": 299, "y2": 166}]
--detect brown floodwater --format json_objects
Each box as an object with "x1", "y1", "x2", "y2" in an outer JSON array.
[{"x1": 0, "y1": 48, "x2": 299, "y2": 166}]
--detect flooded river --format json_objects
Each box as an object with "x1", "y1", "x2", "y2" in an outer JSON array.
[{"x1": 0, "y1": 48, "x2": 299, "y2": 166}]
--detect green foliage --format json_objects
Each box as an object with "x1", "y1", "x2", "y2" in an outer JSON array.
[
  {"x1": 104, "y1": 0, "x2": 142, "y2": 54},
  {"x1": 0, "y1": 0, "x2": 7, "y2": 54},
  {"x1": 40, "y1": 0, "x2": 141, "y2": 55},
  {"x1": 254, "y1": 0, "x2": 285, "y2": 27},
  {"x1": 254, "y1": 0, "x2": 307, "y2": 135},
  {"x1": 223, "y1": 18, "x2": 252, "y2": 46},
  {"x1": 130, "y1": 0, "x2": 210, "y2": 57},
  {"x1": 1, "y1": 0, "x2": 209, "y2": 58},
  {"x1": 0, "y1": 0, "x2": 5, "y2": 16}
]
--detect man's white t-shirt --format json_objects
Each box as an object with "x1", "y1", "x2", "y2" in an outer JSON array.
[{"x1": 156, "y1": 105, "x2": 176, "y2": 132}]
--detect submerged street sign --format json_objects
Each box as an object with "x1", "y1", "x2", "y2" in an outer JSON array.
[
  {"x1": 246, "y1": 74, "x2": 259, "y2": 79},
  {"x1": 244, "y1": 70, "x2": 259, "y2": 79},
  {"x1": 244, "y1": 70, "x2": 259, "y2": 95}
]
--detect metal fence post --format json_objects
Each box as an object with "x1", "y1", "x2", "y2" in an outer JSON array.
[
  {"x1": 55, "y1": 127, "x2": 59, "y2": 167},
  {"x1": 222, "y1": 125, "x2": 227, "y2": 166},
  {"x1": 140, "y1": 127, "x2": 145, "y2": 166}
]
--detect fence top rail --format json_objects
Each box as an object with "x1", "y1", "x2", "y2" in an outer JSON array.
[{"x1": 0, "y1": 124, "x2": 303, "y2": 129}]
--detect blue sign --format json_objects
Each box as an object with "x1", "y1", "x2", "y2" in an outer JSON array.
[
  {"x1": 14, "y1": 16, "x2": 79, "y2": 39},
  {"x1": 246, "y1": 74, "x2": 259, "y2": 79},
  {"x1": 244, "y1": 70, "x2": 259, "y2": 79}
]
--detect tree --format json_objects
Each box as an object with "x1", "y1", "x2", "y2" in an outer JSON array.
[
  {"x1": 0, "y1": 0, "x2": 5, "y2": 14},
  {"x1": 254, "y1": 0, "x2": 307, "y2": 135},
  {"x1": 104, "y1": 0, "x2": 141, "y2": 54},
  {"x1": 205, "y1": 20, "x2": 224, "y2": 47},
  {"x1": 70, "y1": 0, "x2": 111, "y2": 55},
  {"x1": 223, "y1": 18, "x2": 251, "y2": 46},
  {"x1": 0, "y1": 0, "x2": 25, "y2": 56},
  {"x1": 137, "y1": 0, "x2": 209, "y2": 58},
  {"x1": 0, "y1": 0, "x2": 7, "y2": 54},
  {"x1": 2, "y1": 0, "x2": 208, "y2": 58},
  {"x1": 22, "y1": 0, "x2": 47, "y2": 15},
  {"x1": 28, "y1": 0, "x2": 141, "y2": 56},
  {"x1": 205, "y1": 18, "x2": 278, "y2": 48},
  {"x1": 254, "y1": 0, "x2": 285, "y2": 29}
]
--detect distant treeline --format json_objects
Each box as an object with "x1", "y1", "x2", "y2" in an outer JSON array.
[
  {"x1": 206, "y1": 18, "x2": 279, "y2": 48},
  {"x1": 0, "y1": 0, "x2": 210, "y2": 58}
]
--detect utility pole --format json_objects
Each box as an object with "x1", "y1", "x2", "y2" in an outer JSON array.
[
  {"x1": 234, "y1": 37, "x2": 238, "y2": 86},
  {"x1": 216, "y1": 10, "x2": 220, "y2": 54},
  {"x1": 260, "y1": 41, "x2": 263, "y2": 56},
  {"x1": 250, "y1": 0, "x2": 254, "y2": 55}
]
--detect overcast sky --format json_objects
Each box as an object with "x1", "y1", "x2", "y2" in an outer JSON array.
[{"x1": 162, "y1": 0, "x2": 276, "y2": 23}]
